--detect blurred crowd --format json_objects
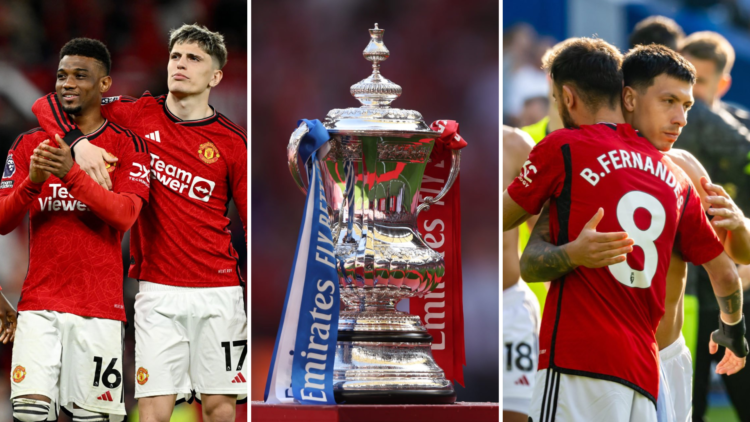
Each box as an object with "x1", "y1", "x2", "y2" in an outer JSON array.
[
  {"x1": 0, "y1": 1, "x2": 247, "y2": 421},
  {"x1": 251, "y1": 0, "x2": 500, "y2": 403},
  {"x1": 503, "y1": 24, "x2": 555, "y2": 129}
]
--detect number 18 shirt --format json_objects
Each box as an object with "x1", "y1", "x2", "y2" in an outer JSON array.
[{"x1": 507, "y1": 123, "x2": 723, "y2": 403}]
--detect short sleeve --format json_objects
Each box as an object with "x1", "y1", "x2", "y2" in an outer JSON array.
[
  {"x1": 0, "y1": 135, "x2": 33, "y2": 197},
  {"x1": 506, "y1": 136, "x2": 566, "y2": 215},
  {"x1": 675, "y1": 179, "x2": 724, "y2": 265},
  {"x1": 112, "y1": 134, "x2": 151, "y2": 202}
]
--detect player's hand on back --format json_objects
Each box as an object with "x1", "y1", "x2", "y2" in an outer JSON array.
[
  {"x1": 0, "y1": 291, "x2": 17, "y2": 344},
  {"x1": 71, "y1": 139, "x2": 117, "y2": 190},
  {"x1": 702, "y1": 177, "x2": 746, "y2": 232},
  {"x1": 33, "y1": 135, "x2": 75, "y2": 180},
  {"x1": 564, "y1": 208, "x2": 634, "y2": 269}
]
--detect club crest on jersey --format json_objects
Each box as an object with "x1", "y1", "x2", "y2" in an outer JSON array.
[
  {"x1": 3, "y1": 154, "x2": 16, "y2": 179},
  {"x1": 198, "y1": 141, "x2": 220, "y2": 164},
  {"x1": 105, "y1": 152, "x2": 118, "y2": 173},
  {"x1": 12, "y1": 365, "x2": 26, "y2": 383},
  {"x1": 136, "y1": 367, "x2": 149, "y2": 385}
]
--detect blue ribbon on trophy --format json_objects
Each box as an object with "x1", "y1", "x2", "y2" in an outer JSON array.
[{"x1": 265, "y1": 119, "x2": 340, "y2": 405}]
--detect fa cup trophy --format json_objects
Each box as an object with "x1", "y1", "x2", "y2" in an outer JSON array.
[{"x1": 287, "y1": 24, "x2": 461, "y2": 404}]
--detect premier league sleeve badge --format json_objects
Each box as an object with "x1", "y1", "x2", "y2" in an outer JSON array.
[{"x1": 3, "y1": 154, "x2": 16, "y2": 179}]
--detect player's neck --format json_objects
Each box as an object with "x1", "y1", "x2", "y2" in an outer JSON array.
[
  {"x1": 165, "y1": 91, "x2": 213, "y2": 121},
  {"x1": 547, "y1": 107, "x2": 564, "y2": 132},
  {"x1": 72, "y1": 108, "x2": 106, "y2": 135},
  {"x1": 589, "y1": 106, "x2": 625, "y2": 126}
]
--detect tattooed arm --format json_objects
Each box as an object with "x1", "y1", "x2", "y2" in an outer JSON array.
[
  {"x1": 703, "y1": 252, "x2": 744, "y2": 323},
  {"x1": 520, "y1": 205, "x2": 634, "y2": 283}
]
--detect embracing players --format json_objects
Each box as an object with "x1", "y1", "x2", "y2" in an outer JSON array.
[
  {"x1": 521, "y1": 43, "x2": 750, "y2": 422},
  {"x1": 2, "y1": 38, "x2": 150, "y2": 422},
  {"x1": 32, "y1": 25, "x2": 247, "y2": 422},
  {"x1": 503, "y1": 37, "x2": 747, "y2": 421}
]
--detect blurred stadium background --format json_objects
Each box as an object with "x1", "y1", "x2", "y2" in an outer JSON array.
[
  {"x1": 505, "y1": 0, "x2": 750, "y2": 421},
  {"x1": 0, "y1": 1, "x2": 246, "y2": 421},
  {"x1": 251, "y1": 0, "x2": 500, "y2": 404}
]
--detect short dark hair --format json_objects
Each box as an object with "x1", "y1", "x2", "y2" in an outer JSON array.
[
  {"x1": 542, "y1": 37, "x2": 623, "y2": 111},
  {"x1": 623, "y1": 44, "x2": 696, "y2": 92},
  {"x1": 59, "y1": 38, "x2": 111, "y2": 75},
  {"x1": 169, "y1": 24, "x2": 228, "y2": 69},
  {"x1": 680, "y1": 31, "x2": 735, "y2": 75},
  {"x1": 629, "y1": 16, "x2": 685, "y2": 51}
]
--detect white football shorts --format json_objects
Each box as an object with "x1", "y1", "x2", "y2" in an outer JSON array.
[
  {"x1": 658, "y1": 334, "x2": 692, "y2": 422},
  {"x1": 134, "y1": 282, "x2": 248, "y2": 404},
  {"x1": 529, "y1": 368, "x2": 657, "y2": 422},
  {"x1": 503, "y1": 281, "x2": 541, "y2": 414},
  {"x1": 10, "y1": 310, "x2": 125, "y2": 421}
]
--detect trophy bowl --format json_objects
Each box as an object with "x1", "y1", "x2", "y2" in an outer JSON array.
[{"x1": 287, "y1": 24, "x2": 460, "y2": 404}]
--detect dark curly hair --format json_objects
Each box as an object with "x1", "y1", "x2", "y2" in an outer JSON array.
[
  {"x1": 623, "y1": 44, "x2": 696, "y2": 92},
  {"x1": 542, "y1": 37, "x2": 624, "y2": 111},
  {"x1": 59, "y1": 38, "x2": 112, "y2": 75}
]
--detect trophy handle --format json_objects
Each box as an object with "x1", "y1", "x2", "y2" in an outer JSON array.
[
  {"x1": 416, "y1": 150, "x2": 461, "y2": 216},
  {"x1": 287, "y1": 124, "x2": 310, "y2": 195}
]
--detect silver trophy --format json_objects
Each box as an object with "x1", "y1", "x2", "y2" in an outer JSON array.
[{"x1": 288, "y1": 24, "x2": 460, "y2": 404}]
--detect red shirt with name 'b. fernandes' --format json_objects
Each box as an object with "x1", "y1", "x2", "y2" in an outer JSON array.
[
  {"x1": 0, "y1": 123, "x2": 150, "y2": 321},
  {"x1": 507, "y1": 123, "x2": 724, "y2": 403},
  {"x1": 33, "y1": 92, "x2": 247, "y2": 288}
]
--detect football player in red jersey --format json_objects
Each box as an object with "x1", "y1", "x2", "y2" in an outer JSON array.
[
  {"x1": 520, "y1": 43, "x2": 750, "y2": 422},
  {"x1": 503, "y1": 38, "x2": 746, "y2": 421},
  {"x1": 31, "y1": 25, "x2": 246, "y2": 422},
  {"x1": 1, "y1": 38, "x2": 150, "y2": 422}
]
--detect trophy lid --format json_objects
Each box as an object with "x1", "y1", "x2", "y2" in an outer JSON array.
[{"x1": 325, "y1": 24, "x2": 439, "y2": 137}]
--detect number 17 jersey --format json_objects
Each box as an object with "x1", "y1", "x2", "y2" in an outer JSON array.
[{"x1": 507, "y1": 123, "x2": 724, "y2": 403}]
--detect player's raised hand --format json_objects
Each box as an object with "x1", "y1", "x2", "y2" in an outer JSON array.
[
  {"x1": 0, "y1": 291, "x2": 17, "y2": 344},
  {"x1": 33, "y1": 135, "x2": 74, "y2": 179},
  {"x1": 711, "y1": 336, "x2": 747, "y2": 375},
  {"x1": 565, "y1": 208, "x2": 634, "y2": 269},
  {"x1": 72, "y1": 139, "x2": 116, "y2": 191},
  {"x1": 702, "y1": 176, "x2": 746, "y2": 232}
]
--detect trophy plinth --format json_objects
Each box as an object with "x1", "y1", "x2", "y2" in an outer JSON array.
[{"x1": 288, "y1": 24, "x2": 460, "y2": 404}]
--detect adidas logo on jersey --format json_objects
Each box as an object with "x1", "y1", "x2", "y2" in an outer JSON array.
[
  {"x1": 231, "y1": 373, "x2": 247, "y2": 384},
  {"x1": 145, "y1": 131, "x2": 161, "y2": 142},
  {"x1": 97, "y1": 391, "x2": 114, "y2": 401},
  {"x1": 514, "y1": 375, "x2": 530, "y2": 386}
]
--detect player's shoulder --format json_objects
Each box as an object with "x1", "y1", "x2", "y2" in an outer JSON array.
[
  {"x1": 536, "y1": 126, "x2": 581, "y2": 148},
  {"x1": 503, "y1": 125, "x2": 534, "y2": 153},
  {"x1": 101, "y1": 90, "x2": 166, "y2": 108},
  {"x1": 108, "y1": 122, "x2": 149, "y2": 155},
  {"x1": 213, "y1": 112, "x2": 247, "y2": 148},
  {"x1": 10, "y1": 127, "x2": 48, "y2": 152},
  {"x1": 665, "y1": 148, "x2": 708, "y2": 182}
]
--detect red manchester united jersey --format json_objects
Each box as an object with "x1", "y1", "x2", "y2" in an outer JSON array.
[
  {"x1": 507, "y1": 123, "x2": 723, "y2": 402},
  {"x1": 34, "y1": 92, "x2": 247, "y2": 287},
  {"x1": 0, "y1": 123, "x2": 150, "y2": 321}
]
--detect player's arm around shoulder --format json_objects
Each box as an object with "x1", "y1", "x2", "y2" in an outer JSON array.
[{"x1": 668, "y1": 149, "x2": 750, "y2": 264}]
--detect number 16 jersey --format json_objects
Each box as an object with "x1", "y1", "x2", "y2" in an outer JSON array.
[{"x1": 506, "y1": 123, "x2": 723, "y2": 403}]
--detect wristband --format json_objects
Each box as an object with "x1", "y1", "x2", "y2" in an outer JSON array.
[{"x1": 712, "y1": 314, "x2": 749, "y2": 358}]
